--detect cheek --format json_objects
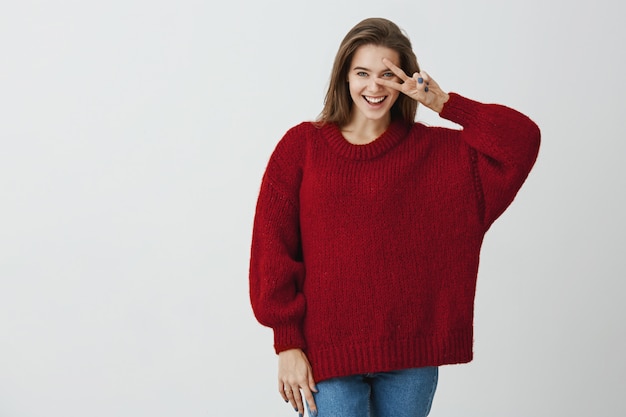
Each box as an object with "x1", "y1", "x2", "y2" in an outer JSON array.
[
  {"x1": 348, "y1": 82, "x2": 363, "y2": 99},
  {"x1": 388, "y1": 89, "x2": 400, "y2": 105}
]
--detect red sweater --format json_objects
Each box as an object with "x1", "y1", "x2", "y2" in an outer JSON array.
[{"x1": 249, "y1": 93, "x2": 540, "y2": 382}]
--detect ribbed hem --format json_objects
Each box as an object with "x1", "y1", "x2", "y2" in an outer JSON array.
[
  {"x1": 439, "y1": 92, "x2": 482, "y2": 126},
  {"x1": 306, "y1": 330, "x2": 474, "y2": 382},
  {"x1": 273, "y1": 323, "x2": 306, "y2": 353},
  {"x1": 321, "y1": 119, "x2": 410, "y2": 160}
]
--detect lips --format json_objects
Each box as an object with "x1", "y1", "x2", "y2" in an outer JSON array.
[{"x1": 364, "y1": 96, "x2": 386, "y2": 104}]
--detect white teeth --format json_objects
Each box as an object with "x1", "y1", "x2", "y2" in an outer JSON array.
[{"x1": 365, "y1": 96, "x2": 385, "y2": 104}]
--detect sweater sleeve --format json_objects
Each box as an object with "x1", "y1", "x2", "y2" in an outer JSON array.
[
  {"x1": 249, "y1": 126, "x2": 307, "y2": 353},
  {"x1": 439, "y1": 93, "x2": 541, "y2": 227}
]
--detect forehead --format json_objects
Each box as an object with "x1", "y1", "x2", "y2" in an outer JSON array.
[{"x1": 350, "y1": 44, "x2": 400, "y2": 68}]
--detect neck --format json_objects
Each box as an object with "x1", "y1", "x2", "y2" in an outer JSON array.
[{"x1": 341, "y1": 112, "x2": 391, "y2": 145}]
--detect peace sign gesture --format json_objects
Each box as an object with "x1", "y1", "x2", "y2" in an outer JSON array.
[{"x1": 376, "y1": 58, "x2": 450, "y2": 114}]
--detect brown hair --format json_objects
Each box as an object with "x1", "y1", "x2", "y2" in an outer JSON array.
[{"x1": 317, "y1": 18, "x2": 420, "y2": 126}]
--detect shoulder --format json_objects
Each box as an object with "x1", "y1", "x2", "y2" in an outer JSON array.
[
  {"x1": 271, "y1": 121, "x2": 321, "y2": 165},
  {"x1": 265, "y1": 121, "x2": 317, "y2": 181},
  {"x1": 283, "y1": 121, "x2": 318, "y2": 140},
  {"x1": 273, "y1": 121, "x2": 317, "y2": 151}
]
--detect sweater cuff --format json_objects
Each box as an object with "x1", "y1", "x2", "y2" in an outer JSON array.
[
  {"x1": 439, "y1": 92, "x2": 482, "y2": 126},
  {"x1": 273, "y1": 323, "x2": 306, "y2": 354}
]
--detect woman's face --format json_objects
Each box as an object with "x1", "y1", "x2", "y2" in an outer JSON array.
[{"x1": 346, "y1": 44, "x2": 401, "y2": 125}]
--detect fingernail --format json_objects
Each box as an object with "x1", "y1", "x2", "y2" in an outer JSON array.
[{"x1": 417, "y1": 77, "x2": 424, "y2": 84}]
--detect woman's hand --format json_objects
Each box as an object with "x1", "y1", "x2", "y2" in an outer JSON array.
[
  {"x1": 278, "y1": 348, "x2": 318, "y2": 416},
  {"x1": 377, "y1": 58, "x2": 450, "y2": 113}
]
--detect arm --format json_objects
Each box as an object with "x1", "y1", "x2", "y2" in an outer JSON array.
[
  {"x1": 439, "y1": 93, "x2": 541, "y2": 226},
  {"x1": 249, "y1": 128, "x2": 318, "y2": 415},
  {"x1": 249, "y1": 142, "x2": 306, "y2": 352},
  {"x1": 377, "y1": 59, "x2": 540, "y2": 227}
]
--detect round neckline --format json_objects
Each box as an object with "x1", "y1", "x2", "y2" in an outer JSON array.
[{"x1": 321, "y1": 119, "x2": 411, "y2": 160}]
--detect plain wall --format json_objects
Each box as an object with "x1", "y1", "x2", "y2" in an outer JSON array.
[{"x1": 1, "y1": 0, "x2": 624, "y2": 416}]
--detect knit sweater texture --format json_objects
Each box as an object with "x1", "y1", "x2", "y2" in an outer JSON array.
[{"x1": 249, "y1": 93, "x2": 540, "y2": 383}]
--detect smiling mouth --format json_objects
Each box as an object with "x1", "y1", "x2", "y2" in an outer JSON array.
[{"x1": 364, "y1": 96, "x2": 386, "y2": 104}]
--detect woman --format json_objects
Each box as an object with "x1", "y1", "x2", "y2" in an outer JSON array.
[{"x1": 249, "y1": 17, "x2": 540, "y2": 417}]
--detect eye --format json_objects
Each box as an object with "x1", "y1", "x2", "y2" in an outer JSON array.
[
  {"x1": 382, "y1": 72, "x2": 395, "y2": 78},
  {"x1": 356, "y1": 71, "x2": 368, "y2": 77}
]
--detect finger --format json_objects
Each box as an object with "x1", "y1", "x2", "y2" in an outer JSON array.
[
  {"x1": 374, "y1": 77, "x2": 403, "y2": 91},
  {"x1": 421, "y1": 71, "x2": 438, "y2": 93},
  {"x1": 279, "y1": 382, "x2": 289, "y2": 403},
  {"x1": 309, "y1": 373, "x2": 318, "y2": 393},
  {"x1": 280, "y1": 382, "x2": 296, "y2": 407},
  {"x1": 302, "y1": 386, "x2": 317, "y2": 415},
  {"x1": 412, "y1": 72, "x2": 430, "y2": 92},
  {"x1": 284, "y1": 386, "x2": 299, "y2": 412},
  {"x1": 421, "y1": 70, "x2": 435, "y2": 87},
  {"x1": 292, "y1": 387, "x2": 305, "y2": 415},
  {"x1": 307, "y1": 374, "x2": 318, "y2": 413},
  {"x1": 382, "y1": 58, "x2": 409, "y2": 81}
]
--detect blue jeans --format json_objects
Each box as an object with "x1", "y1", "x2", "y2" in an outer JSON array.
[{"x1": 307, "y1": 367, "x2": 438, "y2": 417}]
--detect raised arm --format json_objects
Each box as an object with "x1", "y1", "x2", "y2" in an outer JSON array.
[{"x1": 376, "y1": 58, "x2": 540, "y2": 227}]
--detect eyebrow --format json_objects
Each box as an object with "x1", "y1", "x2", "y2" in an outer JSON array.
[{"x1": 352, "y1": 66, "x2": 392, "y2": 72}]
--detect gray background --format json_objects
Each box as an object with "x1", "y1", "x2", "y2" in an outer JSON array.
[{"x1": 1, "y1": 0, "x2": 624, "y2": 416}]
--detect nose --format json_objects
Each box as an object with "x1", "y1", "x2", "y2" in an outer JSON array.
[{"x1": 369, "y1": 77, "x2": 383, "y2": 92}]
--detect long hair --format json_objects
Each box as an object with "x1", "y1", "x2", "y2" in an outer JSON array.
[{"x1": 317, "y1": 18, "x2": 420, "y2": 126}]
